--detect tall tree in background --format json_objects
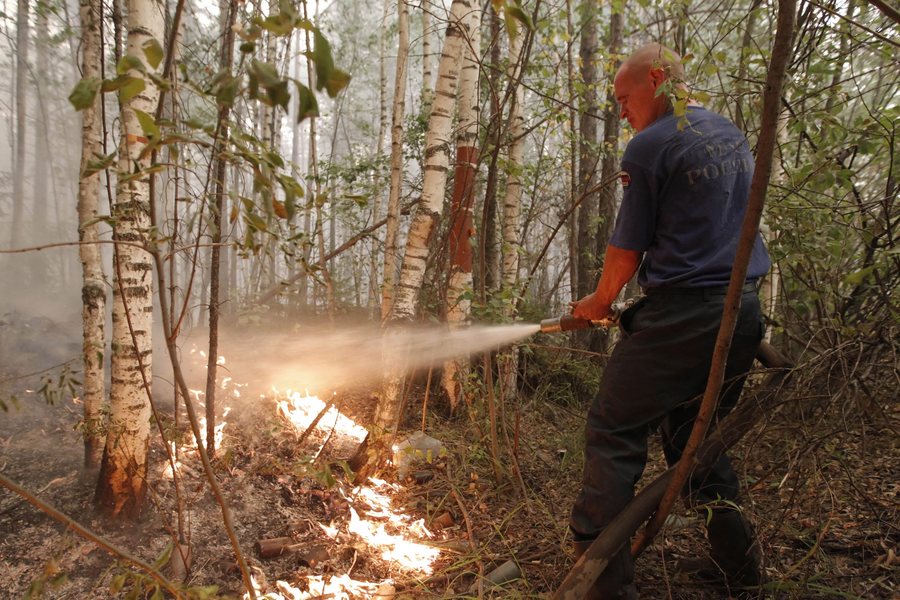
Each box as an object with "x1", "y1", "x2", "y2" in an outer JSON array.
[
  {"x1": 204, "y1": 0, "x2": 237, "y2": 459},
  {"x1": 10, "y1": 0, "x2": 30, "y2": 252},
  {"x1": 498, "y1": 23, "x2": 526, "y2": 402},
  {"x1": 421, "y1": 0, "x2": 433, "y2": 106},
  {"x1": 575, "y1": 0, "x2": 599, "y2": 301},
  {"x1": 76, "y1": 0, "x2": 106, "y2": 470},
  {"x1": 381, "y1": 0, "x2": 411, "y2": 321},
  {"x1": 95, "y1": 0, "x2": 164, "y2": 520},
  {"x1": 590, "y1": 5, "x2": 624, "y2": 354},
  {"x1": 372, "y1": 0, "x2": 470, "y2": 462},
  {"x1": 442, "y1": 1, "x2": 480, "y2": 411}
]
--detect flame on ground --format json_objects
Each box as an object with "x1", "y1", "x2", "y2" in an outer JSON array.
[
  {"x1": 343, "y1": 478, "x2": 439, "y2": 574},
  {"x1": 161, "y1": 392, "x2": 231, "y2": 479},
  {"x1": 275, "y1": 389, "x2": 367, "y2": 442},
  {"x1": 247, "y1": 574, "x2": 388, "y2": 600}
]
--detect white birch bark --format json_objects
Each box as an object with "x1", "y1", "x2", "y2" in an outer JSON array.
[
  {"x1": 498, "y1": 26, "x2": 525, "y2": 402},
  {"x1": 77, "y1": 0, "x2": 107, "y2": 470},
  {"x1": 502, "y1": 29, "x2": 525, "y2": 296},
  {"x1": 95, "y1": 0, "x2": 163, "y2": 520},
  {"x1": 421, "y1": 0, "x2": 433, "y2": 106},
  {"x1": 373, "y1": 0, "x2": 470, "y2": 439},
  {"x1": 441, "y1": 1, "x2": 480, "y2": 411},
  {"x1": 387, "y1": 0, "x2": 470, "y2": 324},
  {"x1": 380, "y1": 0, "x2": 410, "y2": 321},
  {"x1": 369, "y1": 0, "x2": 391, "y2": 316}
]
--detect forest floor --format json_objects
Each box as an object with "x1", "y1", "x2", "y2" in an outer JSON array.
[{"x1": 0, "y1": 312, "x2": 897, "y2": 599}]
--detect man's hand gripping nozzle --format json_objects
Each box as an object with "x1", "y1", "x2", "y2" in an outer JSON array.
[{"x1": 538, "y1": 299, "x2": 635, "y2": 334}]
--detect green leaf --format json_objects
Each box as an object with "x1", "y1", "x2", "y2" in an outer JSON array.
[
  {"x1": 116, "y1": 54, "x2": 145, "y2": 75},
  {"x1": 239, "y1": 41, "x2": 256, "y2": 54},
  {"x1": 310, "y1": 29, "x2": 336, "y2": 93},
  {"x1": 83, "y1": 151, "x2": 117, "y2": 177},
  {"x1": 246, "y1": 212, "x2": 268, "y2": 232},
  {"x1": 324, "y1": 68, "x2": 351, "y2": 98},
  {"x1": 152, "y1": 542, "x2": 174, "y2": 569},
  {"x1": 843, "y1": 266, "x2": 874, "y2": 286},
  {"x1": 109, "y1": 574, "x2": 127, "y2": 594},
  {"x1": 133, "y1": 109, "x2": 160, "y2": 139},
  {"x1": 68, "y1": 77, "x2": 101, "y2": 111},
  {"x1": 119, "y1": 77, "x2": 146, "y2": 104},
  {"x1": 146, "y1": 72, "x2": 172, "y2": 91},
  {"x1": 249, "y1": 60, "x2": 290, "y2": 108},
  {"x1": 261, "y1": 13, "x2": 295, "y2": 35},
  {"x1": 216, "y1": 75, "x2": 240, "y2": 107},
  {"x1": 295, "y1": 81, "x2": 319, "y2": 121},
  {"x1": 250, "y1": 59, "x2": 281, "y2": 87},
  {"x1": 504, "y1": 4, "x2": 533, "y2": 35},
  {"x1": 268, "y1": 80, "x2": 291, "y2": 109},
  {"x1": 142, "y1": 38, "x2": 164, "y2": 70}
]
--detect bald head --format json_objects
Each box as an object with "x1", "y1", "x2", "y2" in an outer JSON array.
[
  {"x1": 620, "y1": 43, "x2": 686, "y2": 83},
  {"x1": 613, "y1": 43, "x2": 687, "y2": 131}
]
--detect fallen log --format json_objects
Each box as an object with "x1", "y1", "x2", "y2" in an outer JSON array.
[
  {"x1": 552, "y1": 340, "x2": 794, "y2": 599},
  {"x1": 255, "y1": 537, "x2": 332, "y2": 567},
  {"x1": 255, "y1": 537, "x2": 301, "y2": 559}
]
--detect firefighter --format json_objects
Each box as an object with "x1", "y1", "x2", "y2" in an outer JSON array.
[{"x1": 569, "y1": 43, "x2": 769, "y2": 598}]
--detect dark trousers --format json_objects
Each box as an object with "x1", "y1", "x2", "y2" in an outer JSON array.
[{"x1": 570, "y1": 285, "x2": 764, "y2": 595}]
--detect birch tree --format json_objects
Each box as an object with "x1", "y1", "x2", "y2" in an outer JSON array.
[
  {"x1": 498, "y1": 24, "x2": 526, "y2": 402},
  {"x1": 370, "y1": 0, "x2": 470, "y2": 465},
  {"x1": 10, "y1": 0, "x2": 30, "y2": 252},
  {"x1": 441, "y1": 1, "x2": 480, "y2": 411},
  {"x1": 381, "y1": 0, "x2": 410, "y2": 321},
  {"x1": 76, "y1": 0, "x2": 106, "y2": 470},
  {"x1": 575, "y1": 0, "x2": 599, "y2": 301},
  {"x1": 94, "y1": 0, "x2": 164, "y2": 520}
]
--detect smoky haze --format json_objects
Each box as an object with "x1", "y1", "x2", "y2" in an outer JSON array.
[{"x1": 176, "y1": 322, "x2": 542, "y2": 399}]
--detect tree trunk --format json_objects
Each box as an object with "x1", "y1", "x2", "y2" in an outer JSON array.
[
  {"x1": 479, "y1": 7, "x2": 502, "y2": 295},
  {"x1": 421, "y1": 0, "x2": 433, "y2": 107},
  {"x1": 381, "y1": 0, "x2": 410, "y2": 321},
  {"x1": 565, "y1": 0, "x2": 578, "y2": 298},
  {"x1": 33, "y1": 2, "x2": 51, "y2": 246},
  {"x1": 10, "y1": 0, "x2": 30, "y2": 252},
  {"x1": 369, "y1": 0, "x2": 392, "y2": 317},
  {"x1": 588, "y1": 5, "x2": 624, "y2": 355},
  {"x1": 94, "y1": 0, "x2": 164, "y2": 521},
  {"x1": 77, "y1": 0, "x2": 106, "y2": 471},
  {"x1": 442, "y1": 1, "x2": 480, "y2": 412},
  {"x1": 575, "y1": 0, "x2": 599, "y2": 300},
  {"x1": 370, "y1": 0, "x2": 470, "y2": 469},
  {"x1": 498, "y1": 25, "x2": 526, "y2": 403},
  {"x1": 204, "y1": 0, "x2": 236, "y2": 459}
]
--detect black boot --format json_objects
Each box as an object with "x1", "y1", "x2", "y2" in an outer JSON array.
[
  {"x1": 706, "y1": 508, "x2": 763, "y2": 590},
  {"x1": 572, "y1": 540, "x2": 639, "y2": 599}
]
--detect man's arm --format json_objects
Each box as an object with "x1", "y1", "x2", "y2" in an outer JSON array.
[{"x1": 571, "y1": 244, "x2": 642, "y2": 320}]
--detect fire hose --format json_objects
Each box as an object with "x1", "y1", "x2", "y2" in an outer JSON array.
[{"x1": 538, "y1": 299, "x2": 637, "y2": 334}]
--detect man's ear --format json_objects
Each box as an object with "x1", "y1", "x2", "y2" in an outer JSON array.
[{"x1": 649, "y1": 67, "x2": 667, "y2": 89}]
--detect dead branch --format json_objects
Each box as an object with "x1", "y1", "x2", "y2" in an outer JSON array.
[
  {"x1": 553, "y1": 341, "x2": 794, "y2": 599},
  {"x1": 0, "y1": 473, "x2": 183, "y2": 598},
  {"x1": 630, "y1": 0, "x2": 798, "y2": 558}
]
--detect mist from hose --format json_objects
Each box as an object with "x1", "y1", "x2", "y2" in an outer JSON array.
[{"x1": 191, "y1": 322, "x2": 541, "y2": 396}]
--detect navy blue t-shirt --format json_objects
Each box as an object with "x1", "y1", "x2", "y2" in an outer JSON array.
[{"x1": 609, "y1": 107, "x2": 771, "y2": 288}]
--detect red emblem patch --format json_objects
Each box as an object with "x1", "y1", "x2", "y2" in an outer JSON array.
[{"x1": 620, "y1": 172, "x2": 631, "y2": 188}]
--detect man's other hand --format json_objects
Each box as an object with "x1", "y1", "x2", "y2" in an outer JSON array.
[{"x1": 570, "y1": 292, "x2": 613, "y2": 321}]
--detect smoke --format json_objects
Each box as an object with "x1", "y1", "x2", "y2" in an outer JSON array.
[{"x1": 176, "y1": 322, "x2": 541, "y2": 399}]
